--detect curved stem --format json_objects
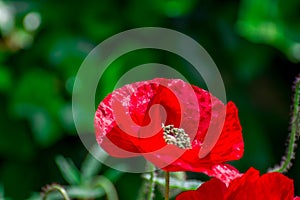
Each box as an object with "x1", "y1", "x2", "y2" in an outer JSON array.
[
  {"x1": 165, "y1": 171, "x2": 170, "y2": 200},
  {"x1": 94, "y1": 176, "x2": 119, "y2": 200},
  {"x1": 42, "y1": 184, "x2": 70, "y2": 200}
]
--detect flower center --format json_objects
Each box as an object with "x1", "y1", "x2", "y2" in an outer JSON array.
[{"x1": 162, "y1": 124, "x2": 192, "y2": 149}]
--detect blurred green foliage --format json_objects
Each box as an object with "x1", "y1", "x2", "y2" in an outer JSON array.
[
  {"x1": 0, "y1": 0, "x2": 299, "y2": 199},
  {"x1": 237, "y1": 0, "x2": 300, "y2": 62}
]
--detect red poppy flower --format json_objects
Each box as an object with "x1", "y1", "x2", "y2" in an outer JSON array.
[
  {"x1": 95, "y1": 78, "x2": 243, "y2": 178},
  {"x1": 176, "y1": 167, "x2": 299, "y2": 200}
]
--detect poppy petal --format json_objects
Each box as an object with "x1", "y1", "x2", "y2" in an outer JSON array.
[
  {"x1": 255, "y1": 171, "x2": 294, "y2": 200},
  {"x1": 95, "y1": 78, "x2": 244, "y2": 173},
  {"x1": 176, "y1": 178, "x2": 226, "y2": 200}
]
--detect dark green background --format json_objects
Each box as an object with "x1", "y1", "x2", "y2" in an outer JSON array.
[{"x1": 0, "y1": 0, "x2": 299, "y2": 199}]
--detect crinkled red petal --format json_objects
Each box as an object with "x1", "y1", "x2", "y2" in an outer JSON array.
[
  {"x1": 95, "y1": 78, "x2": 244, "y2": 172},
  {"x1": 226, "y1": 167, "x2": 294, "y2": 200},
  {"x1": 176, "y1": 167, "x2": 297, "y2": 200},
  {"x1": 255, "y1": 171, "x2": 294, "y2": 200}
]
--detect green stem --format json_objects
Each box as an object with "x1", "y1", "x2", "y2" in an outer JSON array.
[
  {"x1": 165, "y1": 171, "x2": 170, "y2": 200},
  {"x1": 269, "y1": 74, "x2": 300, "y2": 173},
  {"x1": 94, "y1": 176, "x2": 119, "y2": 200},
  {"x1": 42, "y1": 184, "x2": 70, "y2": 200},
  {"x1": 146, "y1": 169, "x2": 155, "y2": 200},
  {"x1": 137, "y1": 163, "x2": 156, "y2": 200}
]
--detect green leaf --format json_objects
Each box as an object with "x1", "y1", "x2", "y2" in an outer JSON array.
[
  {"x1": 55, "y1": 155, "x2": 81, "y2": 185},
  {"x1": 81, "y1": 146, "x2": 106, "y2": 182},
  {"x1": 142, "y1": 174, "x2": 203, "y2": 190},
  {"x1": 81, "y1": 155, "x2": 102, "y2": 183},
  {"x1": 103, "y1": 168, "x2": 124, "y2": 183},
  {"x1": 65, "y1": 186, "x2": 105, "y2": 199}
]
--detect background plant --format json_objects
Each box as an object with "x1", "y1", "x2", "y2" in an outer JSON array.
[{"x1": 0, "y1": 0, "x2": 299, "y2": 199}]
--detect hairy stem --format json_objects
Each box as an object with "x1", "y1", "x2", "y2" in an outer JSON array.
[
  {"x1": 42, "y1": 184, "x2": 70, "y2": 200},
  {"x1": 269, "y1": 74, "x2": 300, "y2": 173}
]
